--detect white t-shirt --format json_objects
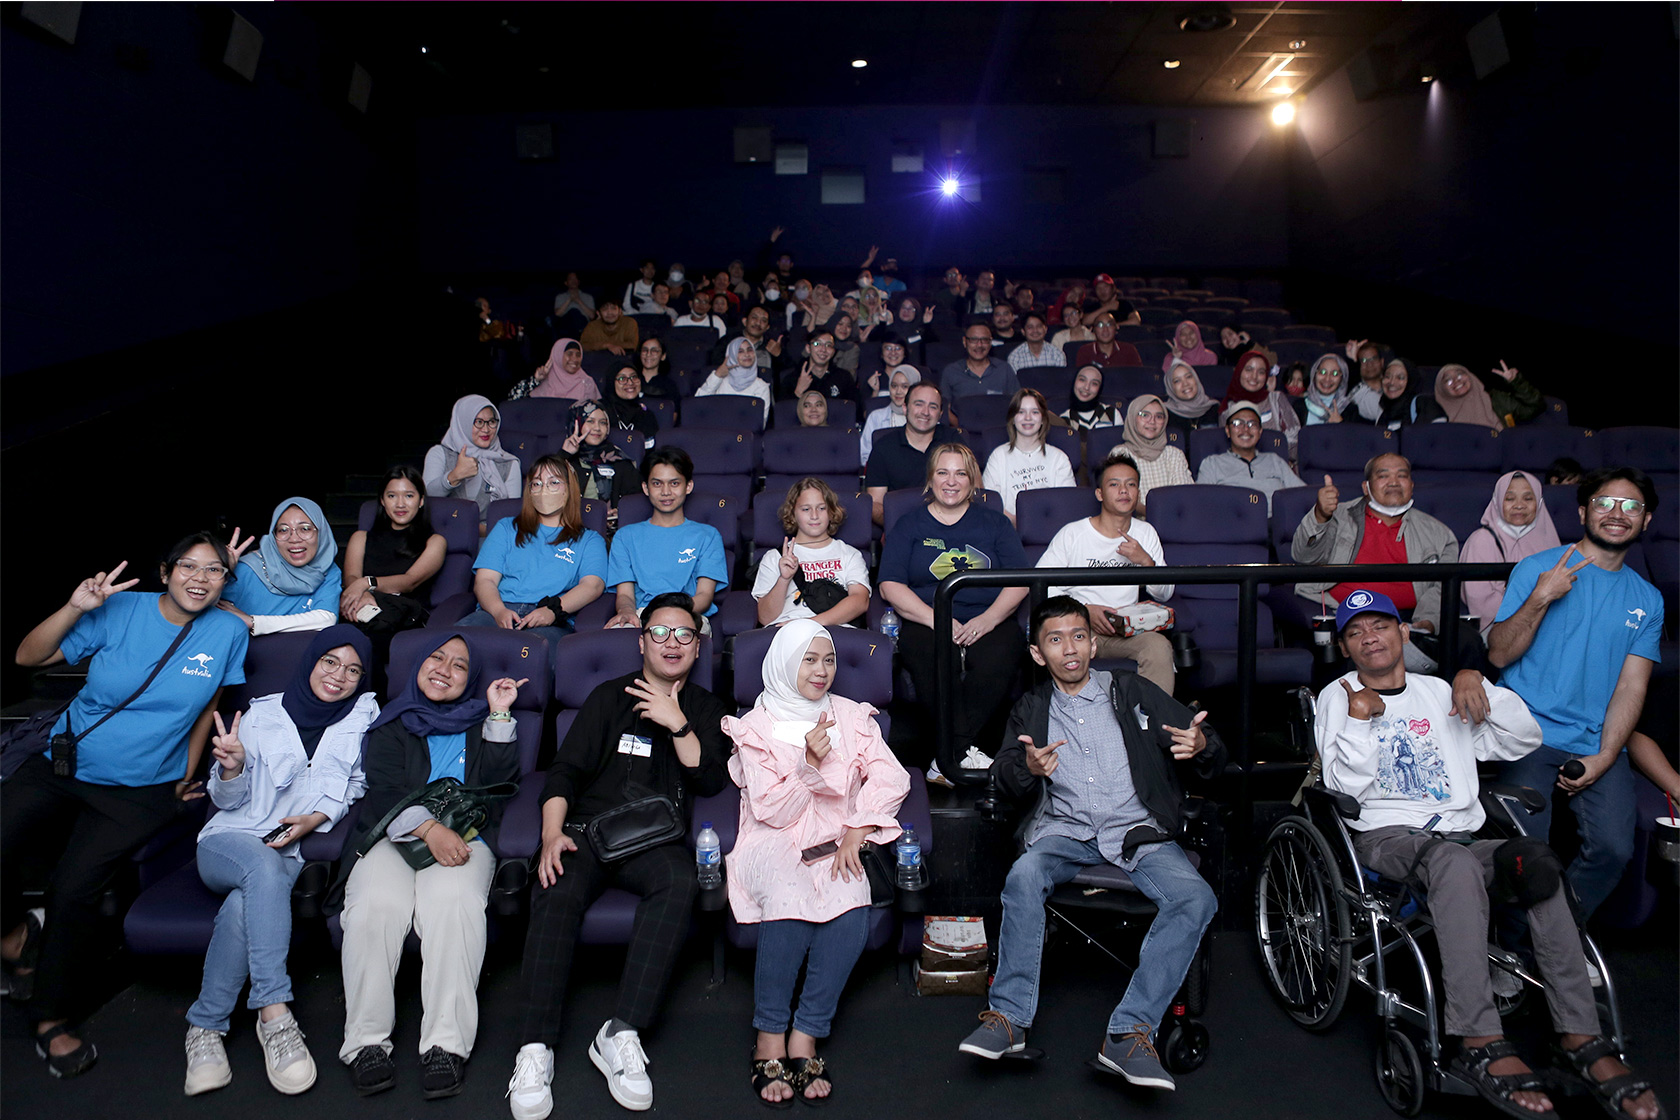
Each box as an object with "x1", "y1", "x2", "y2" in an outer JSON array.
[
  {"x1": 751, "y1": 539, "x2": 872, "y2": 625},
  {"x1": 982, "y1": 443, "x2": 1077, "y2": 515},
  {"x1": 1036, "y1": 516, "x2": 1174, "y2": 609}
]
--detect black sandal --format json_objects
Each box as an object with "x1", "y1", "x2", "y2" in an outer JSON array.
[
  {"x1": 1449, "y1": 1039, "x2": 1551, "y2": 1120},
  {"x1": 1553, "y1": 1037, "x2": 1668, "y2": 1120},
  {"x1": 35, "y1": 1024, "x2": 97, "y2": 1079},
  {"x1": 787, "y1": 1056, "x2": 832, "y2": 1108},
  {"x1": 751, "y1": 1056, "x2": 796, "y2": 1111}
]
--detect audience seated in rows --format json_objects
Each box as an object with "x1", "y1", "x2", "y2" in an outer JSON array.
[
  {"x1": 941, "y1": 323, "x2": 1019, "y2": 417},
  {"x1": 580, "y1": 300, "x2": 639, "y2": 357},
  {"x1": 599, "y1": 368, "x2": 660, "y2": 447},
  {"x1": 1162, "y1": 361, "x2": 1221, "y2": 440},
  {"x1": 1074, "y1": 313, "x2": 1143, "y2": 369},
  {"x1": 1222, "y1": 350, "x2": 1300, "y2": 456},
  {"x1": 511, "y1": 339, "x2": 600, "y2": 402},
  {"x1": 695, "y1": 337, "x2": 772, "y2": 423},
  {"x1": 562, "y1": 402, "x2": 644, "y2": 511},
  {"x1": 859, "y1": 364, "x2": 922, "y2": 463},
  {"x1": 342, "y1": 466, "x2": 447, "y2": 683}
]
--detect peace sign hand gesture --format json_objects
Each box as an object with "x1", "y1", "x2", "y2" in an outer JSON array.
[
  {"x1": 1532, "y1": 543, "x2": 1594, "y2": 606},
  {"x1": 70, "y1": 561, "x2": 140, "y2": 613},
  {"x1": 778, "y1": 537, "x2": 801, "y2": 580},
  {"x1": 1490, "y1": 360, "x2": 1519, "y2": 383},
  {"x1": 562, "y1": 419, "x2": 584, "y2": 455},
  {"x1": 1344, "y1": 338, "x2": 1369, "y2": 362},
  {"x1": 211, "y1": 710, "x2": 246, "y2": 778},
  {"x1": 225, "y1": 527, "x2": 256, "y2": 564}
]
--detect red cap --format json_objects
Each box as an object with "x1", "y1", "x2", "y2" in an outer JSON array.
[{"x1": 1093, "y1": 273, "x2": 1116, "y2": 286}]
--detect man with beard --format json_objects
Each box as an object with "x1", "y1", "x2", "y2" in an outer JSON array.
[{"x1": 1488, "y1": 467, "x2": 1664, "y2": 920}]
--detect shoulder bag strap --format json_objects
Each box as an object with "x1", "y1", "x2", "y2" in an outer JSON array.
[{"x1": 64, "y1": 614, "x2": 198, "y2": 745}]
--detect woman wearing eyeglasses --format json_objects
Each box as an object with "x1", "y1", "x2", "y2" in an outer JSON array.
[
  {"x1": 560, "y1": 401, "x2": 644, "y2": 516},
  {"x1": 632, "y1": 338, "x2": 682, "y2": 403},
  {"x1": 457, "y1": 456, "x2": 607, "y2": 646},
  {"x1": 219, "y1": 497, "x2": 342, "y2": 637},
  {"x1": 182, "y1": 624, "x2": 378, "y2": 1097},
  {"x1": 6, "y1": 532, "x2": 252, "y2": 1078},
  {"x1": 600, "y1": 366, "x2": 660, "y2": 447},
  {"x1": 423, "y1": 395, "x2": 523, "y2": 520}
]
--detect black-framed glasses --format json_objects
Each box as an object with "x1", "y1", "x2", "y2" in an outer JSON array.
[
  {"x1": 472, "y1": 416, "x2": 501, "y2": 430},
  {"x1": 1589, "y1": 496, "x2": 1646, "y2": 514},
  {"x1": 643, "y1": 624, "x2": 698, "y2": 645}
]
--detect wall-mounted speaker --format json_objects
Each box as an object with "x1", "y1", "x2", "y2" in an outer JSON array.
[
  {"x1": 774, "y1": 143, "x2": 808, "y2": 176},
  {"x1": 222, "y1": 12, "x2": 262, "y2": 82},
  {"x1": 347, "y1": 63, "x2": 372, "y2": 113},
  {"x1": 1465, "y1": 11, "x2": 1511, "y2": 79},
  {"x1": 19, "y1": 2, "x2": 80, "y2": 45}
]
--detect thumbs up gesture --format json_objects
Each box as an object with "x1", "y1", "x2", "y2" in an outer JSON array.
[{"x1": 1314, "y1": 474, "x2": 1340, "y2": 523}]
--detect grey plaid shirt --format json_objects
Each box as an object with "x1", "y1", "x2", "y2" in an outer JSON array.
[{"x1": 1030, "y1": 671, "x2": 1158, "y2": 867}]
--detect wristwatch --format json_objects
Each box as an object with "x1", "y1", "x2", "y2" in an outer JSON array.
[
  {"x1": 366, "y1": 576, "x2": 377, "y2": 591},
  {"x1": 671, "y1": 721, "x2": 693, "y2": 739}
]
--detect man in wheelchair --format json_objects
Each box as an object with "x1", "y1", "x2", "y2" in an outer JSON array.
[
  {"x1": 957, "y1": 596, "x2": 1224, "y2": 1091},
  {"x1": 1317, "y1": 589, "x2": 1662, "y2": 1120}
]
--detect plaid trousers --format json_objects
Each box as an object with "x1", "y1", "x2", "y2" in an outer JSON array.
[{"x1": 518, "y1": 836, "x2": 697, "y2": 1044}]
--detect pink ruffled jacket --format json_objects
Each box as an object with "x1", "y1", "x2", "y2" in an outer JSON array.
[{"x1": 722, "y1": 696, "x2": 909, "y2": 924}]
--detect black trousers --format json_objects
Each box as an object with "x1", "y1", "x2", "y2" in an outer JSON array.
[
  {"x1": 1, "y1": 754, "x2": 182, "y2": 1022},
  {"x1": 518, "y1": 837, "x2": 696, "y2": 1044},
  {"x1": 898, "y1": 618, "x2": 1023, "y2": 765}
]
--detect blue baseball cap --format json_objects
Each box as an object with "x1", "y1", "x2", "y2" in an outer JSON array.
[{"x1": 1335, "y1": 588, "x2": 1403, "y2": 634}]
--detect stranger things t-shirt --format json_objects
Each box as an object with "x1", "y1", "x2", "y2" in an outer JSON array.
[
  {"x1": 878, "y1": 503, "x2": 1027, "y2": 623},
  {"x1": 751, "y1": 539, "x2": 871, "y2": 625}
]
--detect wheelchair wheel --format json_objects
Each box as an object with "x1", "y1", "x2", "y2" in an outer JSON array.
[
  {"x1": 1374, "y1": 1026, "x2": 1425, "y2": 1116},
  {"x1": 1255, "y1": 816, "x2": 1351, "y2": 1030},
  {"x1": 1160, "y1": 1019, "x2": 1210, "y2": 1073}
]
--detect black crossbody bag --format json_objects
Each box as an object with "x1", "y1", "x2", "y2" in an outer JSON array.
[
  {"x1": 1, "y1": 617, "x2": 197, "y2": 781},
  {"x1": 575, "y1": 721, "x2": 687, "y2": 863}
]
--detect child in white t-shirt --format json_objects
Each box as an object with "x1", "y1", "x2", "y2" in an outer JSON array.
[
  {"x1": 752, "y1": 479, "x2": 871, "y2": 627},
  {"x1": 981, "y1": 388, "x2": 1077, "y2": 523}
]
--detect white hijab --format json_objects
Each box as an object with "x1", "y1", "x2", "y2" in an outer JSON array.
[{"x1": 754, "y1": 619, "x2": 836, "y2": 743}]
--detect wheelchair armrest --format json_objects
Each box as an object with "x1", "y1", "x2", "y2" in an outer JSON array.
[
  {"x1": 1303, "y1": 785, "x2": 1363, "y2": 821},
  {"x1": 1482, "y1": 783, "x2": 1545, "y2": 814}
]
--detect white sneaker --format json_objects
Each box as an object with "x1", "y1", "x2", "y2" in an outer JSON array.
[
  {"x1": 255, "y1": 1010, "x2": 317, "y2": 1095},
  {"x1": 926, "y1": 760, "x2": 955, "y2": 788},
  {"x1": 507, "y1": 1043, "x2": 554, "y2": 1120},
  {"x1": 960, "y1": 746, "x2": 994, "y2": 770},
  {"x1": 588, "y1": 1020, "x2": 653, "y2": 1111},
  {"x1": 184, "y1": 1026, "x2": 232, "y2": 1096}
]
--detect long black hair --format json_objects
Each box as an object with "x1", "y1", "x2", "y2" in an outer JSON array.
[{"x1": 372, "y1": 465, "x2": 435, "y2": 562}]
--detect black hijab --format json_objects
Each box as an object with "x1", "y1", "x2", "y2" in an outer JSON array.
[{"x1": 281, "y1": 624, "x2": 374, "y2": 757}]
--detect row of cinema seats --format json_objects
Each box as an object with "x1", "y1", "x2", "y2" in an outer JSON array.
[{"x1": 123, "y1": 625, "x2": 935, "y2": 962}]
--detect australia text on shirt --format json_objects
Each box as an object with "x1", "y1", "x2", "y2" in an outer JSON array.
[
  {"x1": 184, "y1": 653, "x2": 216, "y2": 678},
  {"x1": 555, "y1": 546, "x2": 576, "y2": 563},
  {"x1": 677, "y1": 547, "x2": 698, "y2": 564}
]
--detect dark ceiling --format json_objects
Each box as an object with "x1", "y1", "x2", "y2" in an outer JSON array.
[{"x1": 307, "y1": 2, "x2": 1459, "y2": 114}]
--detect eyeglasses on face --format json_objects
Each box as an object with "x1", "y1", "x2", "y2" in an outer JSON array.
[
  {"x1": 318, "y1": 654, "x2": 363, "y2": 681},
  {"x1": 529, "y1": 478, "x2": 567, "y2": 493},
  {"x1": 274, "y1": 524, "x2": 318, "y2": 540},
  {"x1": 472, "y1": 417, "x2": 501, "y2": 430},
  {"x1": 1589, "y1": 496, "x2": 1646, "y2": 514},
  {"x1": 175, "y1": 560, "x2": 228, "y2": 581},
  {"x1": 643, "y1": 624, "x2": 698, "y2": 645}
]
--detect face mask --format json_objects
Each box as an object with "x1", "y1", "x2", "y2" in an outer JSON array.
[
  {"x1": 668, "y1": 270, "x2": 684, "y2": 284},
  {"x1": 765, "y1": 289, "x2": 781, "y2": 301},
  {"x1": 1366, "y1": 498, "x2": 1414, "y2": 517},
  {"x1": 795, "y1": 286, "x2": 810, "y2": 300},
  {"x1": 857, "y1": 276, "x2": 871, "y2": 288},
  {"x1": 533, "y1": 489, "x2": 564, "y2": 515}
]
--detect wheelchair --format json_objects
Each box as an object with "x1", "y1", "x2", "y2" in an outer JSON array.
[
  {"x1": 982, "y1": 782, "x2": 1221, "y2": 1074},
  {"x1": 1254, "y1": 780, "x2": 1626, "y2": 1116}
]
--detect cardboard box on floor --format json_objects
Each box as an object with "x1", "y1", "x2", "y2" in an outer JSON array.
[{"x1": 916, "y1": 916, "x2": 988, "y2": 995}]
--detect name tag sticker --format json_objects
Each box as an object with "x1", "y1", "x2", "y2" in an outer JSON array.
[
  {"x1": 598, "y1": 466, "x2": 615, "y2": 478},
  {"x1": 1132, "y1": 704, "x2": 1150, "y2": 731},
  {"x1": 617, "y1": 734, "x2": 653, "y2": 757}
]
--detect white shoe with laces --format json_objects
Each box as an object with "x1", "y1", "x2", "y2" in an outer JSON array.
[
  {"x1": 184, "y1": 1026, "x2": 232, "y2": 1096},
  {"x1": 507, "y1": 1043, "x2": 554, "y2": 1120},
  {"x1": 589, "y1": 1020, "x2": 653, "y2": 1111},
  {"x1": 255, "y1": 1010, "x2": 316, "y2": 1095}
]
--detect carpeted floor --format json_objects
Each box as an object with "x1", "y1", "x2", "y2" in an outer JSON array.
[{"x1": 4, "y1": 922, "x2": 1674, "y2": 1120}]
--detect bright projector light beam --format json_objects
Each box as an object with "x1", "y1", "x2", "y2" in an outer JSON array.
[{"x1": 941, "y1": 177, "x2": 960, "y2": 197}]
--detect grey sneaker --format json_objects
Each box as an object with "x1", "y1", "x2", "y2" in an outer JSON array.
[
  {"x1": 1097, "y1": 1025, "x2": 1175, "y2": 1090},
  {"x1": 959, "y1": 1010, "x2": 1026, "y2": 1059},
  {"x1": 184, "y1": 1026, "x2": 232, "y2": 1096},
  {"x1": 255, "y1": 1011, "x2": 316, "y2": 1095}
]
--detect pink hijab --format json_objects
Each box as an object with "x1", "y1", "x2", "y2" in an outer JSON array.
[
  {"x1": 1460, "y1": 470, "x2": 1560, "y2": 628},
  {"x1": 531, "y1": 339, "x2": 601, "y2": 399},
  {"x1": 1433, "y1": 363, "x2": 1502, "y2": 431},
  {"x1": 1163, "y1": 320, "x2": 1216, "y2": 371}
]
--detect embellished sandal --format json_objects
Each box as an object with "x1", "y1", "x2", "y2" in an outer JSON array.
[
  {"x1": 1449, "y1": 1039, "x2": 1551, "y2": 1120},
  {"x1": 1552, "y1": 1037, "x2": 1668, "y2": 1120},
  {"x1": 751, "y1": 1055, "x2": 796, "y2": 1111},
  {"x1": 35, "y1": 1023, "x2": 98, "y2": 1080},
  {"x1": 787, "y1": 1056, "x2": 832, "y2": 1108}
]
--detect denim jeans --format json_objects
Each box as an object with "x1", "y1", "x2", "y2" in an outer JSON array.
[
  {"x1": 988, "y1": 835, "x2": 1217, "y2": 1038},
  {"x1": 457, "y1": 603, "x2": 572, "y2": 650},
  {"x1": 1497, "y1": 745, "x2": 1635, "y2": 920},
  {"x1": 187, "y1": 829, "x2": 304, "y2": 1032},
  {"x1": 751, "y1": 907, "x2": 870, "y2": 1038}
]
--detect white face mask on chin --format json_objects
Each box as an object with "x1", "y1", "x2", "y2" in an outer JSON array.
[{"x1": 1366, "y1": 497, "x2": 1414, "y2": 517}]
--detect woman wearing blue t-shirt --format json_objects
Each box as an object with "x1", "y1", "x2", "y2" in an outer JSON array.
[
  {"x1": 878, "y1": 443, "x2": 1029, "y2": 781},
  {"x1": 328, "y1": 633, "x2": 525, "y2": 1099},
  {"x1": 184, "y1": 624, "x2": 378, "y2": 1098},
  {"x1": 220, "y1": 497, "x2": 342, "y2": 637},
  {"x1": 6, "y1": 532, "x2": 251, "y2": 1078},
  {"x1": 458, "y1": 456, "x2": 608, "y2": 647}
]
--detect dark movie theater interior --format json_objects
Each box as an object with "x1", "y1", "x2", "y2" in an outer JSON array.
[{"x1": 2, "y1": 3, "x2": 1675, "y2": 1118}]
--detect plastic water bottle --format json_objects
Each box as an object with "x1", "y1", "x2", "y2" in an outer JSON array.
[
  {"x1": 896, "y1": 823, "x2": 923, "y2": 889},
  {"x1": 696, "y1": 821, "x2": 722, "y2": 888},
  {"x1": 880, "y1": 607, "x2": 901, "y2": 645}
]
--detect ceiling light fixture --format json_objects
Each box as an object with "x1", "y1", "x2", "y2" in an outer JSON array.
[
  {"x1": 1420, "y1": 71, "x2": 1435, "y2": 83},
  {"x1": 420, "y1": 46, "x2": 428, "y2": 54},
  {"x1": 1178, "y1": 5, "x2": 1236, "y2": 33},
  {"x1": 851, "y1": 58, "x2": 868, "y2": 69},
  {"x1": 941, "y1": 177, "x2": 961, "y2": 197},
  {"x1": 1290, "y1": 39, "x2": 1306, "y2": 50},
  {"x1": 1271, "y1": 101, "x2": 1296, "y2": 125},
  {"x1": 1163, "y1": 59, "x2": 1181, "y2": 69}
]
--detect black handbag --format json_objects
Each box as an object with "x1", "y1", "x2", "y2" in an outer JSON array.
[
  {"x1": 577, "y1": 731, "x2": 688, "y2": 863},
  {"x1": 792, "y1": 568, "x2": 849, "y2": 615},
  {"x1": 859, "y1": 841, "x2": 896, "y2": 908},
  {"x1": 355, "y1": 591, "x2": 430, "y2": 635},
  {"x1": 360, "y1": 777, "x2": 519, "y2": 871}
]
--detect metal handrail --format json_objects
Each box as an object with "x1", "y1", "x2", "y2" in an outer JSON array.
[{"x1": 931, "y1": 561, "x2": 1515, "y2": 783}]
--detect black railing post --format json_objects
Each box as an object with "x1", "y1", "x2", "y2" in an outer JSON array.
[
  {"x1": 934, "y1": 574, "x2": 957, "y2": 780},
  {"x1": 1236, "y1": 574, "x2": 1258, "y2": 771},
  {"x1": 1439, "y1": 573, "x2": 1462, "y2": 678}
]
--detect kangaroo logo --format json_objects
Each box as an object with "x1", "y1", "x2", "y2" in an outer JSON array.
[
  {"x1": 555, "y1": 547, "x2": 576, "y2": 563},
  {"x1": 677, "y1": 547, "x2": 698, "y2": 564},
  {"x1": 1629, "y1": 608, "x2": 1647, "y2": 623},
  {"x1": 183, "y1": 652, "x2": 215, "y2": 678}
]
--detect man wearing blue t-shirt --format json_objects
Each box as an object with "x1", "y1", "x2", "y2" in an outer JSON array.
[
  {"x1": 605, "y1": 447, "x2": 729, "y2": 631},
  {"x1": 1488, "y1": 467, "x2": 1665, "y2": 918}
]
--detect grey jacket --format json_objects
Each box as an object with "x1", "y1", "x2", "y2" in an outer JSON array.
[{"x1": 1291, "y1": 497, "x2": 1460, "y2": 629}]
